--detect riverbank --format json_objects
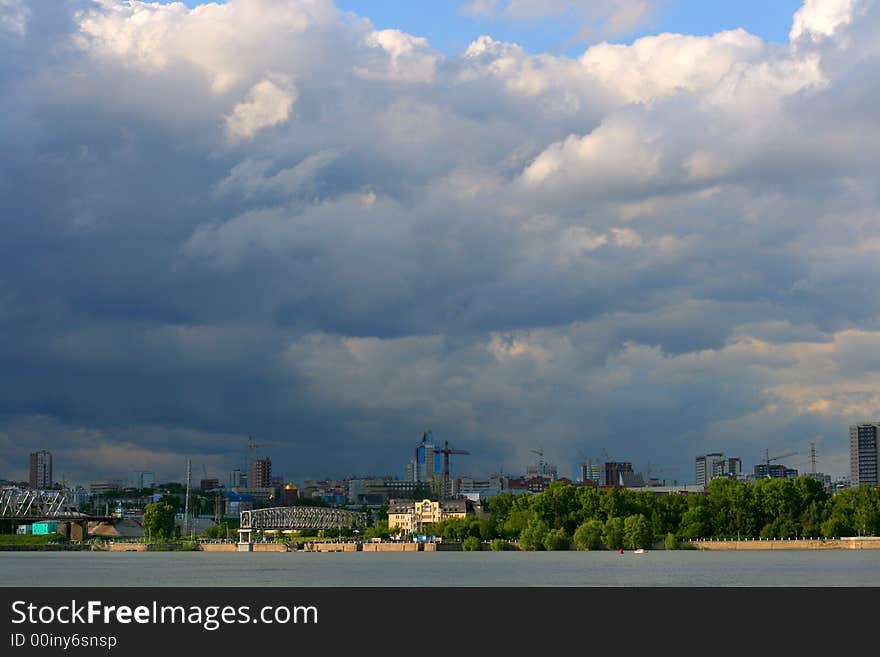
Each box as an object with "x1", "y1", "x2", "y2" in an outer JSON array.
[
  {"x1": 689, "y1": 537, "x2": 880, "y2": 550},
  {"x1": 5, "y1": 537, "x2": 880, "y2": 552}
]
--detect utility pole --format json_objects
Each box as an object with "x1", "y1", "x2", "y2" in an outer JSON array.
[{"x1": 184, "y1": 460, "x2": 192, "y2": 540}]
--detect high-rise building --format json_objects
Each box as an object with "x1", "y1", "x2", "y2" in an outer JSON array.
[
  {"x1": 604, "y1": 462, "x2": 633, "y2": 487},
  {"x1": 695, "y1": 453, "x2": 741, "y2": 487},
  {"x1": 29, "y1": 450, "x2": 52, "y2": 489},
  {"x1": 695, "y1": 453, "x2": 723, "y2": 487},
  {"x1": 849, "y1": 423, "x2": 880, "y2": 486},
  {"x1": 229, "y1": 469, "x2": 246, "y2": 488},
  {"x1": 250, "y1": 457, "x2": 272, "y2": 488},
  {"x1": 410, "y1": 431, "x2": 439, "y2": 483},
  {"x1": 527, "y1": 456, "x2": 558, "y2": 481},
  {"x1": 579, "y1": 460, "x2": 605, "y2": 485}
]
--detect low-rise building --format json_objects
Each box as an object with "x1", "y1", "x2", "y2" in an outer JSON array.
[{"x1": 387, "y1": 498, "x2": 470, "y2": 533}]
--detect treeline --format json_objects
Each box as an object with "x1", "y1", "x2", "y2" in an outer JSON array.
[{"x1": 429, "y1": 479, "x2": 880, "y2": 550}]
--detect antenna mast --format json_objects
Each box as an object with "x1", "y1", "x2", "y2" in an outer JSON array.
[{"x1": 184, "y1": 459, "x2": 192, "y2": 539}]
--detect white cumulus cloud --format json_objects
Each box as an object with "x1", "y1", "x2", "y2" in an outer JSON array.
[{"x1": 224, "y1": 75, "x2": 297, "y2": 142}]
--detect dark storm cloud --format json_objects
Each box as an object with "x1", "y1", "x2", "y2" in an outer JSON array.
[{"x1": 0, "y1": 0, "x2": 878, "y2": 484}]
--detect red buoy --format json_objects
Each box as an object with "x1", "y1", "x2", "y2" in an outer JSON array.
[{"x1": 619, "y1": 548, "x2": 624, "y2": 554}]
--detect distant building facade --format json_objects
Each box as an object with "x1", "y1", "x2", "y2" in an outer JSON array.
[
  {"x1": 387, "y1": 498, "x2": 469, "y2": 534},
  {"x1": 604, "y1": 462, "x2": 634, "y2": 487},
  {"x1": 90, "y1": 480, "x2": 124, "y2": 495},
  {"x1": 409, "y1": 431, "x2": 439, "y2": 483},
  {"x1": 229, "y1": 469, "x2": 246, "y2": 488},
  {"x1": 526, "y1": 458, "x2": 558, "y2": 481},
  {"x1": 29, "y1": 450, "x2": 53, "y2": 489},
  {"x1": 579, "y1": 460, "x2": 605, "y2": 486},
  {"x1": 279, "y1": 483, "x2": 299, "y2": 505},
  {"x1": 695, "y1": 453, "x2": 742, "y2": 487},
  {"x1": 200, "y1": 478, "x2": 220, "y2": 492},
  {"x1": 849, "y1": 423, "x2": 880, "y2": 486},
  {"x1": 753, "y1": 463, "x2": 798, "y2": 479},
  {"x1": 250, "y1": 458, "x2": 272, "y2": 489}
]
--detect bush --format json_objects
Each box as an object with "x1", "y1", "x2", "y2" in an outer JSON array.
[
  {"x1": 602, "y1": 517, "x2": 625, "y2": 550},
  {"x1": 462, "y1": 536, "x2": 481, "y2": 551},
  {"x1": 543, "y1": 528, "x2": 571, "y2": 551},
  {"x1": 664, "y1": 533, "x2": 678, "y2": 550},
  {"x1": 574, "y1": 519, "x2": 605, "y2": 551},
  {"x1": 490, "y1": 539, "x2": 510, "y2": 551},
  {"x1": 519, "y1": 519, "x2": 549, "y2": 551}
]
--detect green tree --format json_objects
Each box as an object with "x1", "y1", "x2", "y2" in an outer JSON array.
[
  {"x1": 462, "y1": 536, "x2": 480, "y2": 551},
  {"x1": 573, "y1": 519, "x2": 604, "y2": 550},
  {"x1": 852, "y1": 485, "x2": 880, "y2": 536},
  {"x1": 542, "y1": 528, "x2": 571, "y2": 551},
  {"x1": 519, "y1": 518, "x2": 549, "y2": 551},
  {"x1": 532, "y1": 481, "x2": 580, "y2": 533},
  {"x1": 624, "y1": 514, "x2": 652, "y2": 550},
  {"x1": 502, "y1": 508, "x2": 535, "y2": 540},
  {"x1": 664, "y1": 532, "x2": 678, "y2": 550},
  {"x1": 602, "y1": 517, "x2": 624, "y2": 550},
  {"x1": 142, "y1": 501, "x2": 176, "y2": 540},
  {"x1": 679, "y1": 501, "x2": 713, "y2": 539},
  {"x1": 363, "y1": 519, "x2": 391, "y2": 541},
  {"x1": 203, "y1": 524, "x2": 226, "y2": 539}
]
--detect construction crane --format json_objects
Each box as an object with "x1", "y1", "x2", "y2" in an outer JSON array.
[
  {"x1": 431, "y1": 440, "x2": 470, "y2": 499},
  {"x1": 435, "y1": 441, "x2": 471, "y2": 477},
  {"x1": 246, "y1": 435, "x2": 273, "y2": 477},
  {"x1": 762, "y1": 449, "x2": 798, "y2": 478},
  {"x1": 644, "y1": 463, "x2": 677, "y2": 485}
]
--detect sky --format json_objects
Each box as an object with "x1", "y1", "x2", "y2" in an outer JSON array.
[{"x1": 1, "y1": 0, "x2": 878, "y2": 487}]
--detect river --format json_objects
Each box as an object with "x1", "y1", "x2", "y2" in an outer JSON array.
[{"x1": 2, "y1": 550, "x2": 880, "y2": 586}]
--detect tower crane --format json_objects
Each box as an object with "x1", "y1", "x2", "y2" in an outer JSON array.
[
  {"x1": 762, "y1": 449, "x2": 798, "y2": 479},
  {"x1": 246, "y1": 435, "x2": 273, "y2": 477},
  {"x1": 434, "y1": 440, "x2": 470, "y2": 498},
  {"x1": 644, "y1": 463, "x2": 677, "y2": 485}
]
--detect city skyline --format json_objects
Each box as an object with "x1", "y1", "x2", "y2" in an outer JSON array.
[
  {"x1": 1, "y1": 0, "x2": 878, "y2": 485},
  {"x1": 4, "y1": 433, "x2": 845, "y2": 491}
]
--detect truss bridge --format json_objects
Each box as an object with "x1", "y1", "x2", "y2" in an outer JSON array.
[
  {"x1": 0, "y1": 488, "x2": 86, "y2": 520},
  {"x1": 238, "y1": 506, "x2": 368, "y2": 545}
]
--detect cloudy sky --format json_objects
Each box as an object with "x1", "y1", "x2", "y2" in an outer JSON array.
[{"x1": 1, "y1": 0, "x2": 878, "y2": 486}]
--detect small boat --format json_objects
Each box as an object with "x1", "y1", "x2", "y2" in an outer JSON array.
[{"x1": 633, "y1": 548, "x2": 646, "y2": 554}]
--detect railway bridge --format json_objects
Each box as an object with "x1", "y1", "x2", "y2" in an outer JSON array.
[
  {"x1": 238, "y1": 506, "x2": 368, "y2": 547},
  {"x1": 0, "y1": 488, "x2": 112, "y2": 538}
]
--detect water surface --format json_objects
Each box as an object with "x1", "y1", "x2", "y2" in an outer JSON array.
[{"x1": 2, "y1": 550, "x2": 879, "y2": 586}]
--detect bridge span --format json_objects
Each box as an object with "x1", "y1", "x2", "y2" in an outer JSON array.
[{"x1": 238, "y1": 506, "x2": 368, "y2": 546}]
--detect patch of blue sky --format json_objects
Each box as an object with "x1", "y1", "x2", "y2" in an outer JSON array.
[{"x1": 158, "y1": 1, "x2": 806, "y2": 56}]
